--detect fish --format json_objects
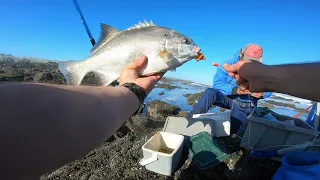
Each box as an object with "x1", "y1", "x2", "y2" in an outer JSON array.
[{"x1": 58, "y1": 20, "x2": 206, "y2": 86}]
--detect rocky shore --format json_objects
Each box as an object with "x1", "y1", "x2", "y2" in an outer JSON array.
[
  {"x1": 39, "y1": 100, "x2": 281, "y2": 180},
  {"x1": 0, "y1": 54, "x2": 304, "y2": 180}
]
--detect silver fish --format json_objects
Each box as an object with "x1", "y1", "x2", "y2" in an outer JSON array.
[{"x1": 58, "y1": 20, "x2": 206, "y2": 86}]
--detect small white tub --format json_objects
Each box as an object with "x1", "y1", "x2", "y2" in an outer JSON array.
[{"x1": 139, "y1": 131, "x2": 184, "y2": 176}]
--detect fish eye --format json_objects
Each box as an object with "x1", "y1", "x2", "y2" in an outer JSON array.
[{"x1": 184, "y1": 38, "x2": 191, "y2": 44}]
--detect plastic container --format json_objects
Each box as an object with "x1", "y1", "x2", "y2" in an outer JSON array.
[
  {"x1": 240, "y1": 115, "x2": 319, "y2": 151},
  {"x1": 163, "y1": 113, "x2": 231, "y2": 138},
  {"x1": 186, "y1": 131, "x2": 230, "y2": 170},
  {"x1": 139, "y1": 131, "x2": 184, "y2": 176},
  {"x1": 272, "y1": 151, "x2": 320, "y2": 180},
  {"x1": 163, "y1": 117, "x2": 214, "y2": 137},
  {"x1": 192, "y1": 112, "x2": 231, "y2": 137}
]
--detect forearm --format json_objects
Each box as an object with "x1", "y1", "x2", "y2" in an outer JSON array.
[
  {"x1": 0, "y1": 83, "x2": 139, "y2": 179},
  {"x1": 252, "y1": 63, "x2": 320, "y2": 102}
]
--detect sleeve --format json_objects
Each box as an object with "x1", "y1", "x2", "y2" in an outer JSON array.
[
  {"x1": 213, "y1": 67, "x2": 238, "y2": 95},
  {"x1": 263, "y1": 92, "x2": 273, "y2": 99},
  {"x1": 213, "y1": 52, "x2": 241, "y2": 96}
]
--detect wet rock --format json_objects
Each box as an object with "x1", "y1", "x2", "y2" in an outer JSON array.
[
  {"x1": 147, "y1": 100, "x2": 181, "y2": 121},
  {"x1": 81, "y1": 72, "x2": 97, "y2": 86},
  {"x1": 126, "y1": 114, "x2": 150, "y2": 132},
  {"x1": 114, "y1": 125, "x2": 131, "y2": 140},
  {"x1": 177, "y1": 111, "x2": 189, "y2": 118},
  {"x1": 34, "y1": 72, "x2": 54, "y2": 82},
  {"x1": 184, "y1": 92, "x2": 204, "y2": 106},
  {"x1": 155, "y1": 83, "x2": 182, "y2": 90},
  {"x1": 264, "y1": 100, "x2": 303, "y2": 111}
]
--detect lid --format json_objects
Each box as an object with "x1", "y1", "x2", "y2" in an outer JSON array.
[{"x1": 186, "y1": 131, "x2": 230, "y2": 169}]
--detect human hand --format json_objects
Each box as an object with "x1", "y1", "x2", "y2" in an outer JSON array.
[
  {"x1": 251, "y1": 92, "x2": 264, "y2": 98},
  {"x1": 236, "y1": 86, "x2": 250, "y2": 95},
  {"x1": 119, "y1": 56, "x2": 165, "y2": 94},
  {"x1": 223, "y1": 60, "x2": 267, "y2": 92}
]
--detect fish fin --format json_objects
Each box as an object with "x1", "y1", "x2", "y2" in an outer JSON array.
[
  {"x1": 90, "y1": 23, "x2": 120, "y2": 54},
  {"x1": 159, "y1": 52, "x2": 181, "y2": 67},
  {"x1": 159, "y1": 50, "x2": 174, "y2": 62},
  {"x1": 126, "y1": 20, "x2": 156, "y2": 30},
  {"x1": 58, "y1": 61, "x2": 86, "y2": 85},
  {"x1": 159, "y1": 50, "x2": 167, "y2": 58},
  {"x1": 93, "y1": 70, "x2": 115, "y2": 86}
]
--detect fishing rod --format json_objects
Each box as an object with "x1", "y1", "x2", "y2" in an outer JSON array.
[
  {"x1": 72, "y1": 0, "x2": 121, "y2": 88},
  {"x1": 72, "y1": 0, "x2": 96, "y2": 46}
]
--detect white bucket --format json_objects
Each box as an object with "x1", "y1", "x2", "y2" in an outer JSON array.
[{"x1": 139, "y1": 131, "x2": 184, "y2": 176}]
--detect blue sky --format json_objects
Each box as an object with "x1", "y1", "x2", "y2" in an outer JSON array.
[{"x1": 0, "y1": 0, "x2": 319, "y2": 85}]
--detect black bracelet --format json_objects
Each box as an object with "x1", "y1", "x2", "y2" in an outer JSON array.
[{"x1": 120, "y1": 83, "x2": 147, "y2": 115}]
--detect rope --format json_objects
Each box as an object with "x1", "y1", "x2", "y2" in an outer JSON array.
[{"x1": 293, "y1": 102, "x2": 316, "y2": 119}]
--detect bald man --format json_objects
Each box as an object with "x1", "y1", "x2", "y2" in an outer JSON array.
[{"x1": 189, "y1": 44, "x2": 273, "y2": 135}]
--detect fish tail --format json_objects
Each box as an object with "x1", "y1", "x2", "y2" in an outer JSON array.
[{"x1": 58, "y1": 61, "x2": 87, "y2": 85}]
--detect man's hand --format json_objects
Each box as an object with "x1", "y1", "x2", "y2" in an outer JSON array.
[
  {"x1": 223, "y1": 60, "x2": 268, "y2": 92},
  {"x1": 251, "y1": 92, "x2": 264, "y2": 98},
  {"x1": 119, "y1": 56, "x2": 165, "y2": 94},
  {"x1": 236, "y1": 86, "x2": 250, "y2": 95}
]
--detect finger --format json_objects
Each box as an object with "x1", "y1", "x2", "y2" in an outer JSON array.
[
  {"x1": 228, "y1": 72, "x2": 236, "y2": 77},
  {"x1": 223, "y1": 63, "x2": 238, "y2": 73},
  {"x1": 123, "y1": 56, "x2": 148, "y2": 71},
  {"x1": 239, "y1": 83, "x2": 249, "y2": 90},
  {"x1": 239, "y1": 85, "x2": 247, "y2": 91},
  {"x1": 142, "y1": 76, "x2": 159, "y2": 88},
  {"x1": 236, "y1": 77, "x2": 247, "y2": 85},
  {"x1": 154, "y1": 72, "x2": 166, "y2": 80},
  {"x1": 145, "y1": 73, "x2": 163, "y2": 83}
]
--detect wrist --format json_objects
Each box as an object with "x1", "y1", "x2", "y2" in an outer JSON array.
[
  {"x1": 120, "y1": 83, "x2": 147, "y2": 115},
  {"x1": 250, "y1": 65, "x2": 281, "y2": 93}
]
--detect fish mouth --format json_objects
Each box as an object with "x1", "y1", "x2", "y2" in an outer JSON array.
[
  {"x1": 192, "y1": 46, "x2": 206, "y2": 61},
  {"x1": 195, "y1": 53, "x2": 206, "y2": 61}
]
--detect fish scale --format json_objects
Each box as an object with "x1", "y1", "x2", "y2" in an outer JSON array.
[{"x1": 58, "y1": 20, "x2": 206, "y2": 86}]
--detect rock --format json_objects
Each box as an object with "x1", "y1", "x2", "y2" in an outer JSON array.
[
  {"x1": 126, "y1": 114, "x2": 150, "y2": 131},
  {"x1": 264, "y1": 100, "x2": 304, "y2": 111},
  {"x1": 184, "y1": 92, "x2": 204, "y2": 106},
  {"x1": 177, "y1": 111, "x2": 189, "y2": 118},
  {"x1": 147, "y1": 100, "x2": 181, "y2": 121},
  {"x1": 155, "y1": 83, "x2": 182, "y2": 90},
  {"x1": 34, "y1": 72, "x2": 53, "y2": 82}
]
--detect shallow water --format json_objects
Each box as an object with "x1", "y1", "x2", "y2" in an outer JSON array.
[{"x1": 145, "y1": 80, "x2": 312, "y2": 121}]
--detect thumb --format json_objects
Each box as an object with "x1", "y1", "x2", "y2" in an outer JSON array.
[
  {"x1": 223, "y1": 63, "x2": 238, "y2": 73},
  {"x1": 123, "y1": 56, "x2": 148, "y2": 71}
]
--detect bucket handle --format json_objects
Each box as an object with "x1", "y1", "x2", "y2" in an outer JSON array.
[{"x1": 139, "y1": 153, "x2": 158, "y2": 166}]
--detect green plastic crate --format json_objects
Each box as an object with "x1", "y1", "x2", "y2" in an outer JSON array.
[{"x1": 186, "y1": 131, "x2": 230, "y2": 170}]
